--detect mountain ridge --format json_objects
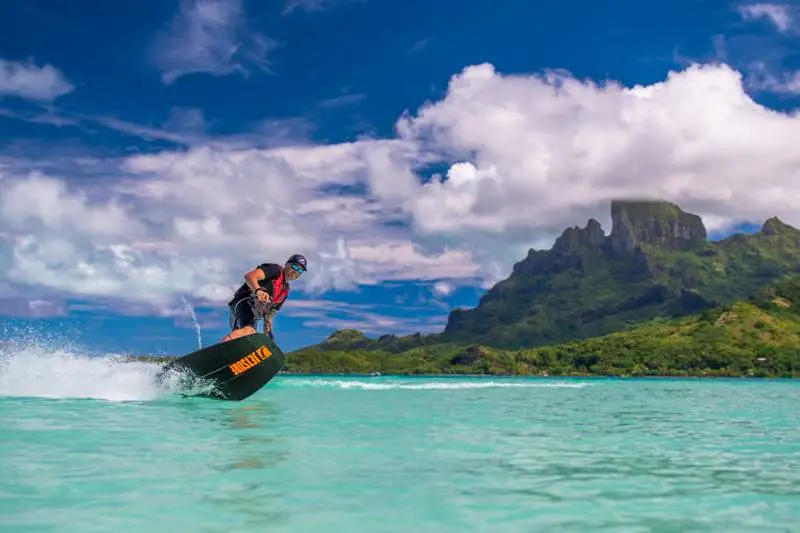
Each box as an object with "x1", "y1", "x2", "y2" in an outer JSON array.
[
  {"x1": 284, "y1": 274, "x2": 800, "y2": 377},
  {"x1": 293, "y1": 198, "x2": 800, "y2": 354}
]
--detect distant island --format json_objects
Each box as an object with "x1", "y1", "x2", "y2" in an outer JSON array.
[
  {"x1": 135, "y1": 200, "x2": 800, "y2": 378},
  {"x1": 284, "y1": 200, "x2": 800, "y2": 378}
]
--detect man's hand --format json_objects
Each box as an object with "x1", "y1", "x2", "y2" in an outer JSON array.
[
  {"x1": 254, "y1": 288, "x2": 271, "y2": 303},
  {"x1": 253, "y1": 297, "x2": 271, "y2": 319}
]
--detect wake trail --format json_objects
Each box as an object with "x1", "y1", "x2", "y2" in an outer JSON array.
[
  {"x1": 0, "y1": 339, "x2": 212, "y2": 402},
  {"x1": 279, "y1": 377, "x2": 590, "y2": 390}
]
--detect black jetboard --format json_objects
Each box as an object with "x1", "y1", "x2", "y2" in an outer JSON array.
[{"x1": 155, "y1": 333, "x2": 285, "y2": 401}]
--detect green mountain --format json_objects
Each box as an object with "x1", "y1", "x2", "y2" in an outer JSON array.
[
  {"x1": 440, "y1": 200, "x2": 800, "y2": 348},
  {"x1": 288, "y1": 199, "x2": 800, "y2": 363},
  {"x1": 284, "y1": 275, "x2": 800, "y2": 377}
]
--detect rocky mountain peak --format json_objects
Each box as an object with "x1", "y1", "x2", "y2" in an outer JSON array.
[
  {"x1": 551, "y1": 218, "x2": 606, "y2": 253},
  {"x1": 761, "y1": 216, "x2": 798, "y2": 236},
  {"x1": 609, "y1": 199, "x2": 707, "y2": 254}
]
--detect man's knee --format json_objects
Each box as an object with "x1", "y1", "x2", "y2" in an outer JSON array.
[
  {"x1": 230, "y1": 300, "x2": 256, "y2": 329},
  {"x1": 222, "y1": 326, "x2": 256, "y2": 342}
]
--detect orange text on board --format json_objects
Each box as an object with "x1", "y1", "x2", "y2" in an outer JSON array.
[{"x1": 229, "y1": 345, "x2": 272, "y2": 376}]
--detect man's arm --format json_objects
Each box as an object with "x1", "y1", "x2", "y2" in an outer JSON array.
[
  {"x1": 243, "y1": 267, "x2": 265, "y2": 292},
  {"x1": 243, "y1": 263, "x2": 281, "y2": 291}
]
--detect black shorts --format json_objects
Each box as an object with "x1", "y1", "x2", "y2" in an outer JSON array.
[
  {"x1": 228, "y1": 297, "x2": 275, "y2": 340},
  {"x1": 229, "y1": 297, "x2": 257, "y2": 330}
]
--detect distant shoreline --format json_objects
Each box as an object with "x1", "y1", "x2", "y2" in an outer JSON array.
[
  {"x1": 125, "y1": 356, "x2": 798, "y2": 379},
  {"x1": 276, "y1": 371, "x2": 799, "y2": 379},
  {"x1": 278, "y1": 372, "x2": 799, "y2": 380}
]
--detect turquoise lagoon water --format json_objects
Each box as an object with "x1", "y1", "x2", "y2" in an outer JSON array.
[{"x1": 1, "y1": 346, "x2": 799, "y2": 532}]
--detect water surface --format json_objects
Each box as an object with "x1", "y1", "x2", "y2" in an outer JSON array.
[{"x1": 1, "y1": 348, "x2": 798, "y2": 532}]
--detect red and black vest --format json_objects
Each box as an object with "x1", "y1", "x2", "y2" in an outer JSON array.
[
  {"x1": 264, "y1": 268, "x2": 289, "y2": 308},
  {"x1": 229, "y1": 263, "x2": 290, "y2": 308}
]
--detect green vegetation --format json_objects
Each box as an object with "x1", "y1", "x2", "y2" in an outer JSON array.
[
  {"x1": 285, "y1": 200, "x2": 800, "y2": 377},
  {"x1": 284, "y1": 276, "x2": 800, "y2": 377},
  {"x1": 441, "y1": 201, "x2": 800, "y2": 348}
]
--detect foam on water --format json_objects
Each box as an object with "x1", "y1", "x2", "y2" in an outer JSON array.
[
  {"x1": 0, "y1": 343, "x2": 169, "y2": 402},
  {"x1": 280, "y1": 377, "x2": 590, "y2": 390},
  {"x1": 0, "y1": 335, "x2": 219, "y2": 402}
]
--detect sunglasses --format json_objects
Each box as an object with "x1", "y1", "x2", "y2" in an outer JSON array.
[{"x1": 289, "y1": 263, "x2": 305, "y2": 274}]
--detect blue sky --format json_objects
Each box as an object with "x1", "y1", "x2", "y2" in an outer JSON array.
[{"x1": 1, "y1": 0, "x2": 800, "y2": 355}]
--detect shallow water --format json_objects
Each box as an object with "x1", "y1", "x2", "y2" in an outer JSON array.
[{"x1": 1, "y1": 348, "x2": 799, "y2": 532}]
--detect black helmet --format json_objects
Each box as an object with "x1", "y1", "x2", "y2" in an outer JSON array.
[{"x1": 286, "y1": 254, "x2": 307, "y2": 272}]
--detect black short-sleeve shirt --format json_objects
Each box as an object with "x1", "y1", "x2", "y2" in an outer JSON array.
[{"x1": 229, "y1": 263, "x2": 289, "y2": 309}]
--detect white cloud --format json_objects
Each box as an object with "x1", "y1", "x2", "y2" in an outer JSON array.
[
  {"x1": 299, "y1": 314, "x2": 446, "y2": 336},
  {"x1": 259, "y1": 297, "x2": 448, "y2": 337},
  {"x1": 316, "y1": 93, "x2": 367, "y2": 109},
  {"x1": 1, "y1": 103, "x2": 315, "y2": 152},
  {"x1": 4, "y1": 61, "x2": 800, "y2": 322},
  {"x1": 0, "y1": 139, "x2": 474, "y2": 312},
  {"x1": 395, "y1": 62, "x2": 800, "y2": 238},
  {"x1": 408, "y1": 38, "x2": 431, "y2": 55},
  {"x1": 0, "y1": 59, "x2": 74, "y2": 101},
  {"x1": 288, "y1": 304, "x2": 447, "y2": 337},
  {"x1": 151, "y1": 0, "x2": 280, "y2": 85},
  {"x1": 738, "y1": 3, "x2": 797, "y2": 34},
  {"x1": 345, "y1": 241, "x2": 478, "y2": 281},
  {"x1": 746, "y1": 61, "x2": 800, "y2": 94},
  {"x1": 432, "y1": 281, "x2": 454, "y2": 296},
  {"x1": 0, "y1": 172, "x2": 139, "y2": 238},
  {"x1": 0, "y1": 297, "x2": 67, "y2": 318},
  {"x1": 0, "y1": 106, "x2": 79, "y2": 127},
  {"x1": 282, "y1": 0, "x2": 365, "y2": 15}
]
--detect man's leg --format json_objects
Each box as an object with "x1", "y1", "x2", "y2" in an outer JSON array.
[
  {"x1": 222, "y1": 297, "x2": 258, "y2": 342},
  {"x1": 263, "y1": 314, "x2": 275, "y2": 341}
]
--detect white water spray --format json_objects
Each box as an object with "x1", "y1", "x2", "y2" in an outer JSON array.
[
  {"x1": 0, "y1": 336, "x2": 220, "y2": 402},
  {"x1": 0, "y1": 345, "x2": 167, "y2": 401},
  {"x1": 181, "y1": 295, "x2": 203, "y2": 350}
]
